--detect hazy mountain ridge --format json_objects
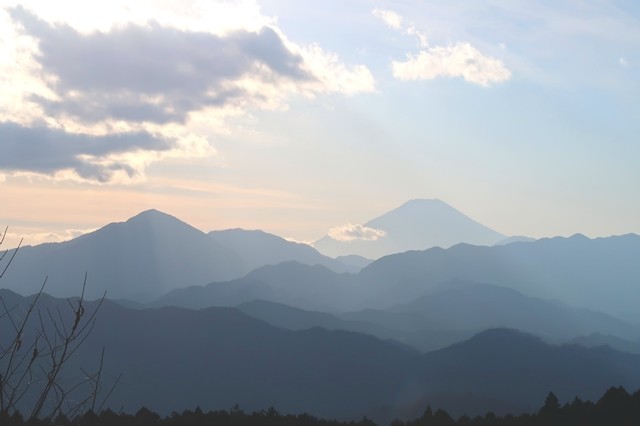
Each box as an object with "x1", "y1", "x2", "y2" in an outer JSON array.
[
  {"x1": 356, "y1": 233, "x2": 640, "y2": 320},
  {"x1": 3, "y1": 204, "x2": 640, "y2": 421},
  {"x1": 1, "y1": 210, "x2": 358, "y2": 301},
  {"x1": 153, "y1": 261, "x2": 357, "y2": 311},
  {"x1": 209, "y1": 228, "x2": 359, "y2": 273},
  {"x1": 570, "y1": 333, "x2": 640, "y2": 355},
  {"x1": 146, "y1": 231, "x2": 640, "y2": 349},
  {"x1": 390, "y1": 281, "x2": 639, "y2": 341},
  {"x1": 2, "y1": 210, "x2": 246, "y2": 300},
  {"x1": 4, "y1": 290, "x2": 640, "y2": 422},
  {"x1": 151, "y1": 268, "x2": 640, "y2": 351},
  {"x1": 416, "y1": 328, "x2": 640, "y2": 415},
  {"x1": 314, "y1": 199, "x2": 506, "y2": 258}
]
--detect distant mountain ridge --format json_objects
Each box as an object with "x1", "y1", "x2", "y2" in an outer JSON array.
[
  {"x1": 2, "y1": 210, "x2": 245, "y2": 300},
  {"x1": 209, "y1": 228, "x2": 357, "y2": 273},
  {"x1": 1, "y1": 210, "x2": 357, "y2": 301},
  {"x1": 151, "y1": 232, "x2": 640, "y2": 320},
  {"x1": 152, "y1": 261, "x2": 357, "y2": 312},
  {"x1": 153, "y1": 271, "x2": 640, "y2": 351},
  {"x1": 314, "y1": 199, "x2": 506, "y2": 258},
  {"x1": 390, "y1": 281, "x2": 639, "y2": 341},
  {"x1": 357, "y1": 233, "x2": 640, "y2": 320}
]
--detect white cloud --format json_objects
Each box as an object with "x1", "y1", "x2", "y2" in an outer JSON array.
[
  {"x1": 283, "y1": 236, "x2": 315, "y2": 245},
  {"x1": 372, "y1": 7, "x2": 510, "y2": 87},
  {"x1": 372, "y1": 8, "x2": 427, "y2": 48},
  {"x1": 372, "y1": 8, "x2": 403, "y2": 30},
  {"x1": 0, "y1": 226, "x2": 96, "y2": 248},
  {"x1": 406, "y1": 26, "x2": 428, "y2": 48},
  {"x1": 298, "y1": 44, "x2": 376, "y2": 95},
  {"x1": 619, "y1": 57, "x2": 629, "y2": 66},
  {"x1": 328, "y1": 223, "x2": 387, "y2": 242},
  {"x1": 392, "y1": 42, "x2": 511, "y2": 86},
  {"x1": 0, "y1": 2, "x2": 375, "y2": 184},
  {"x1": 0, "y1": 0, "x2": 272, "y2": 34}
]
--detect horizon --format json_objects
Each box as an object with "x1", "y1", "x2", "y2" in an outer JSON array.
[
  {"x1": 3, "y1": 200, "x2": 640, "y2": 252},
  {"x1": 2, "y1": 1, "x2": 639, "y2": 248}
]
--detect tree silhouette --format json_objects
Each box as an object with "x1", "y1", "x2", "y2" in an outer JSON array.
[{"x1": 0, "y1": 228, "x2": 118, "y2": 424}]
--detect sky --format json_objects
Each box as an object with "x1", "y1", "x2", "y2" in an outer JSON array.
[{"x1": 1, "y1": 0, "x2": 639, "y2": 248}]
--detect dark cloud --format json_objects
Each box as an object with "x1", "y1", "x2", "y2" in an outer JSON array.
[
  {"x1": 9, "y1": 6, "x2": 313, "y2": 124},
  {"x1": 0, "y1": 121, "x2": 172, "y2": 182}
]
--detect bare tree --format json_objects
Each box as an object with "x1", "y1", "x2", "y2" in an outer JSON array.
[{"x1": 0, "y1": 228, "x2": 119, "y2": 425}]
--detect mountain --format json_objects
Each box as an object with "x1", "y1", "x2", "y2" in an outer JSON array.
[
  {"x1": 149, "y1": 232, "x2": 640, "y2": 338},
  {"x1": 356, "y1": 233, "x2": 640, "y2": 320},
  {"x1": 2, "y1": 210, "x2": 365, "y2": 302},
  {"x1": 152, "y1": 261, "x2": 358, "y2": 312},
  {"x1": 236, "y1": 299, "x2": 377, "y2": 333},
  {"x1": 208, "y1": 228, "x2": 359, "y2": 273},
  {"x1": 150, "y1": 233, "x2": 640, "y2": 340},
  {"x1": 1, "y1": 290, "x2": 417, "y2": 422},
  {"x1": 6, "y1": 290, "x2": 640, "y2": 422},
  {"x1": 416, "y1": 328, "x2": 640, "y2": 416},
  {"x1": 152, "y1": 275, "x2": 639, "y2": 353},
  {"x1": 313, "y1": 199, "x2": 506, "y2": 259},
  {"x1": 335, "y1": 255, "x2": 374, "y2": 269},
  {"x1": 494, "y1": 235, "x2": 536, "y2": 245},
  {"x1": 1, "y1": 210, "x2": 245, "y2": 301},
  {"x1": 570, "y1": 333, "x2": 640, "y2": 355},
  {"x1": 390, "y1": 281, "x2": 639, "y2": 341},
  {"x1": 236, "y1": 299, "x2": 463, "y2": 353}
]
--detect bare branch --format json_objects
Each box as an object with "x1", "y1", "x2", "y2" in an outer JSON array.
[{"x1": 1, "y1": 231, "x2": 117, "y2": 424}]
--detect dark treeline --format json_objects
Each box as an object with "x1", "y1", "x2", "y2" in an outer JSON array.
[
  {"x1": 393, "y1": 386, "x2": 640, "y2": 426},
  {"x1": 0, "y1": 406, "x2": 377, "y2": 426},
  {"x1": 3, "y1": 386, "x2": 640, "y2": 426}
]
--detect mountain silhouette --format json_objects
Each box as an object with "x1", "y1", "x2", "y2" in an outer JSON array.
[
  {"x1": 2, "y1": 210, "x2": 245, "y2": 300},
  {"x1": 390, "y1": 281, "x2": 639, "y2": 341},
  {"x1": 6, "y1": 290, "x2": 640, "y2": 422},
  {"x1": 417, "y1": 328, "x2": 640, "y2": 416},
  {"x1": 150, "y1": 234, "x2": 640, "y2": 344},
  {"x1": 209, "y1": 228, "x2": 359, "y2": 273},
  {"x1": 314, "y1": 199, "x2": 505, "y2": 259},
  {"x1": 2, "y1": 210, "x2": 360, "y2": 301},
  {"x1": 152, "y1": 261, "x2": 357, "y2": 312},
  {"x1": 570, "y1": 333, "x2": 640, "y2": 355},
  {"x1": 356, "y1": 233, "x2": 640, "y2": 320}
]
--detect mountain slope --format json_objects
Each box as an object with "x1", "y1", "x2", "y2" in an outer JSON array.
[
  {"x1": 152, "y1": 261, "x2": 357, "y2": 311},
  {"x1": 2, "y1": 210, "x2": 245, "y2": 300},
  {"x1": 209, "y1": 228, "x2": 359, "y2": 273},
  {"x1": 391, "y1": 281, "x2": 639, "y2": 341},
  {"x1": 570, "y1": 333, "x2": 640, "y2": 355},
  {"x1": 3, "y1": 210, "x2": 367, "y2": 302},
  {"x1": 356, "y1": 233, "x2": 640, "y2": 320},
  {"x1": 7, "y1": 290, "x2": 640, "y2": 422},
  {"x1": 417, "y1": 328, "x2": 640, "y2": 416},
  {"x1": 314, "y1": 199, "x2": 505, "y2": 258}
]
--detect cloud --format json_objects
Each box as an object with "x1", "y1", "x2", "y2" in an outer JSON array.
[
  {"x1": 328, "y1": 223, "x2": 387, "y2": 242},
  {"x1": 372, "y1": 8, "x2": 403, "y2": 30},
  {"x1": 9, "y1": 6, "x2": 312, "y2": 125},
  {"x1": 298, "y1": 44, "x2": 375, "y2": 95},
  {"x1": 372, "y1": 8, "x2": 510, "y2": 86},
  {"x1": 0, "y1": 121, "x2": 172, "y2": 182},
  {"x1": 392, "y1": 42, "x2": 511, "y2": 86},
  {"x1": 0, "y1": 5, "x2": 376, "y2": 185},
  {"x1": 619, "y1": 57, "x2": 629, "y2": 66},
  {"x1": 406, "y1": 26, "x2": 428, "y2": 48},
  {"x1": 25, "y1": 228, "x2": 96, "y2": 246},
  {"x1": 0, "y1": 225, "x2": 96, "y2": 248},
  {"x1": 372, "y1": 8, "x2": 427, "y2": 48}
]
